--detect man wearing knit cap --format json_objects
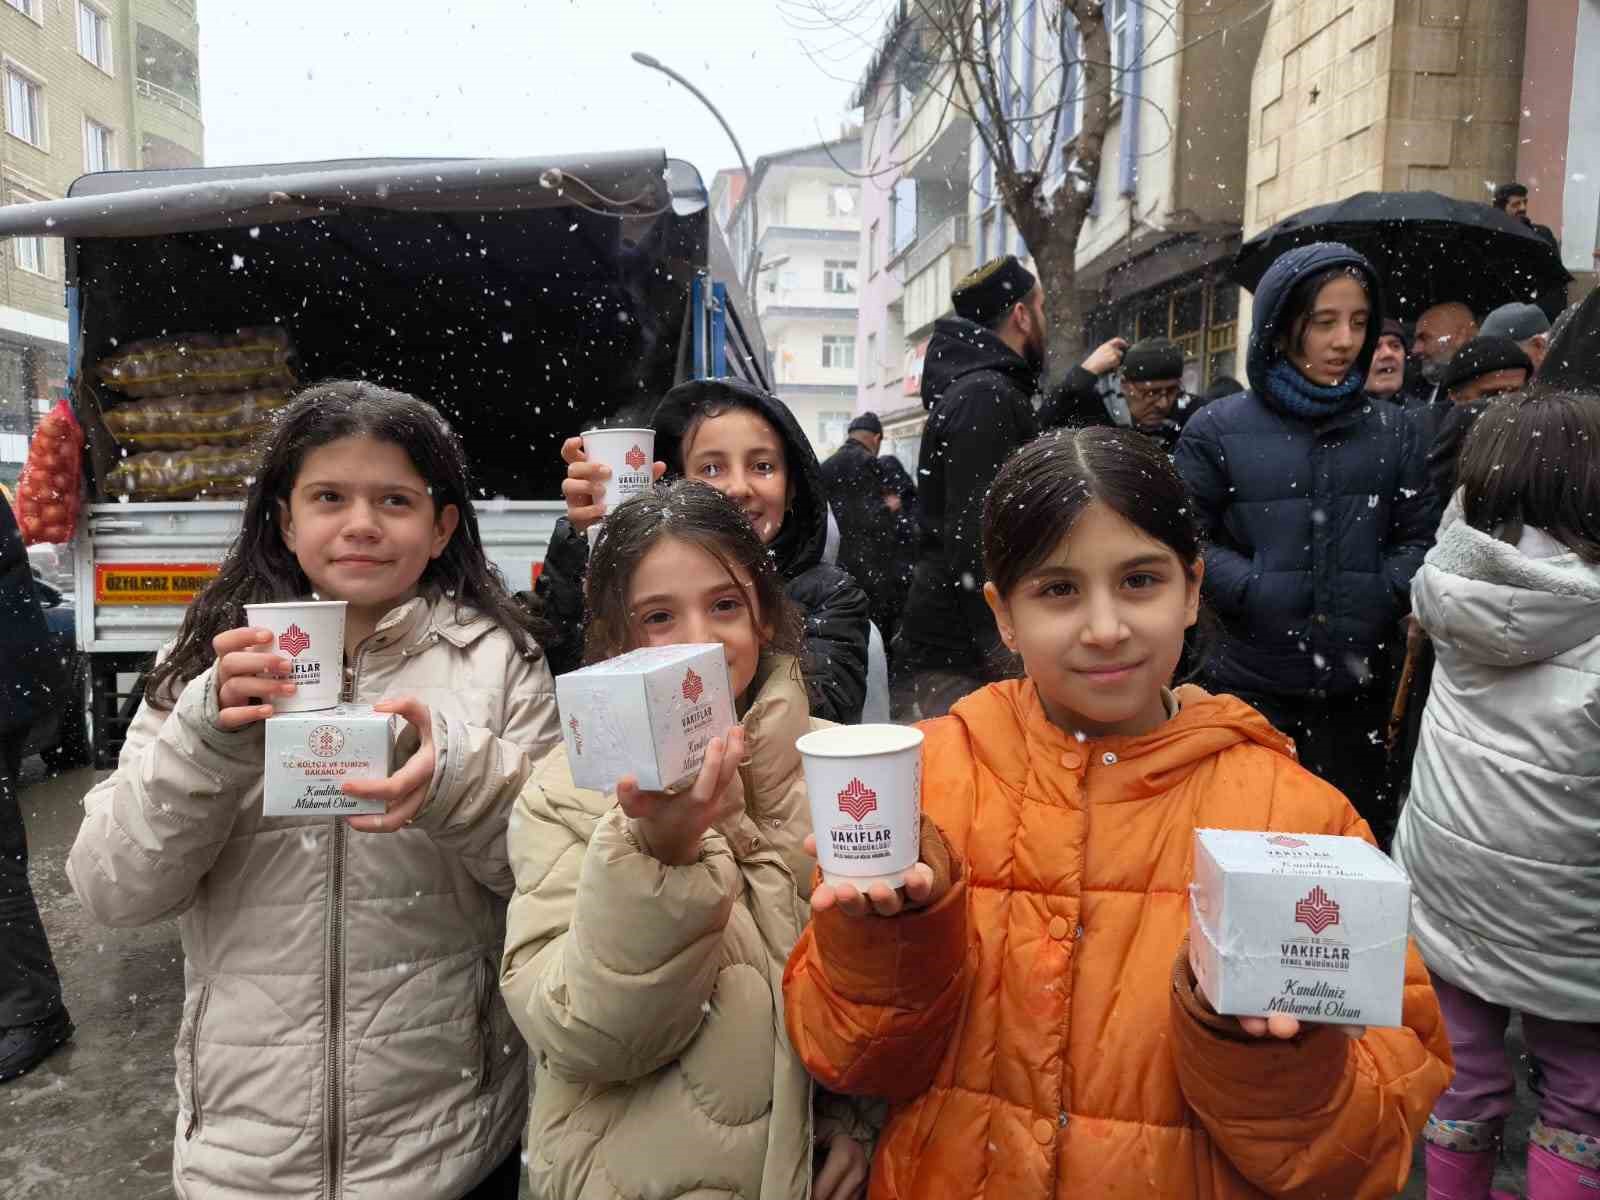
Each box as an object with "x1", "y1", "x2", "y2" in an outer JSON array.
[
  {"x1": 820, "y1": 411, "x2": 899, "y2": 641},
  {"x1": 1364, "y1": 318, "x2": 1409, "y2": 402},
  {"x1": 1421, "y1": 335, "x2": 1534, "y2": 529},
  {"x1": 1118, "y1": 336, "x2": 1201, "y2": 452},
  {"x1": 895, "y1": 255, "x2": 1054, "y2": 716},
  {"x1": 1479, "y1": 301, "x2": 1550, "y2": 373}
]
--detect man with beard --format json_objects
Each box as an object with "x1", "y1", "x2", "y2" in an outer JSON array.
[
  {"x1": 1365, "y1": 318, "x2": 1409, "y2": 402},
  {"x1": 893, "y1": 254, "x2": 1050, "y2": 717},
  {"x1": 1410, "y1": 301, "x2": 1478, "y2": 444},
  {"x1": 1493, "y1": 183, "x2": 1571, "y2": 319}
]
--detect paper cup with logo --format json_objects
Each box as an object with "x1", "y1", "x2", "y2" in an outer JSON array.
[
  {"x1": 797, "y1": 724, "x2": 924, "y2": 890},
  {"x1": 580, "y1": 427, "x2": 656, "y2": 544},
  {"x1": 242, "y1": 600, "x2": 347, "y2": 712}
]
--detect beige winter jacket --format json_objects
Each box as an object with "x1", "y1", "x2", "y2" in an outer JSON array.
[
  {"x1": 68, "y1": 594, "x2": 560, "y2": 1200},
  {"x1": 501, "y1": 654, "x2": 864, "y2": 1200}
]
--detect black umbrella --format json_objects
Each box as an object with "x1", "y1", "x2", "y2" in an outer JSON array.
[{"x1": 1230, "y1": 190, "x2": 1571, "y2": 321}]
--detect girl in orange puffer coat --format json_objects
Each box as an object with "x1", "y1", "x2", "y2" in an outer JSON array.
[{"x1": 783, "y1": 426, "x2": 1453, "y2": 1200}]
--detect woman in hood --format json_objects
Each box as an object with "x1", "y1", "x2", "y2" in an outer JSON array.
[
  {"x1": 1392, "y1": 388, "x2": 1600, "y2": 1200},
  {"x1": 1172, "y1": 242, "x2": 1432, "y2": 846},
  {"x1": 536, "y1": 379, "x2": 870, "y2": 723}
]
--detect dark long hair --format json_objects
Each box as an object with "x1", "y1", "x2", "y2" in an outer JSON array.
[
  {"x1": 1458, "y1": 388, "x2": 1600, "y2": 562},
  {"x1": 583, "y1": 479, "x2": 802, "y2": 664},
  {"x1": 146, "y1": 380, "x2": 545, "y2": 706},
  {"x1": 983, "y1": 426, "x2": 1203, "y2": 595},
  {"x1": 983, "y1": 427, "x2": 1209, "y2": 677},
  {"x1": 1275, "y1": 264, "x2": 1378, "y2": 365}
]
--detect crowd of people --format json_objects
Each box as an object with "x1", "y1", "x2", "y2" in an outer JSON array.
[{"x1": 0, "y1": 181, "x2": 1596, "y2": 1200}]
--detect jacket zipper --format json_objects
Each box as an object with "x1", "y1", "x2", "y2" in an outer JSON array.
[
  {"x1": 323, "y1": 655, "x2": 364, "y2": 1200},
  {"x1": 477, "y1": 959, "x2": 494, "y2": 1094},
  {"x1": 184, "y1": 982, "x2": 213, "y2": 1140}
]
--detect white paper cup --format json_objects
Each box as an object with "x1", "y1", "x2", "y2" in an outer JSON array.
[
  {"x1": 580, "y1": 427, "x2": 656, "y2": 544},
  {"x1": 242, "y1": 600, "x2": 347, "y2": 712},
  {"x1": 797, "y1": 724, "x2": 924, "y2": 890}
]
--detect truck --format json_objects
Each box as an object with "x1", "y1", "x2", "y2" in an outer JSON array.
[{"x1": 0, "y1": 150, "x2": 768, "y2": 767}]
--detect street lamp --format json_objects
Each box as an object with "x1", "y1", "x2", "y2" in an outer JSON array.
[{"x1": 631, "y1": 50, "x2": 759, "y2": 293}]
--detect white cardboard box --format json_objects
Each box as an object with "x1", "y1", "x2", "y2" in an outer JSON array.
[
  {"x1": 1190, "y1": 829, "x2": 1411, "y2": 1028},
  {"x1": 556, "y1": 643, "x2": 735, "y2": 793},
  {"x1": 264, "y1": 705, "x2": 400, "y2": 817}
]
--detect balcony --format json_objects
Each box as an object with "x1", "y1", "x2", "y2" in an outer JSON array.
[
  {"x1": 898, "y1": 65, "x2": 971, "y2": 185},
  {"x1": 136, "y1": 78, "x2": 200, "y2": 120},
  {"x1": 900, "y1": 215, "x2": 972, "y2": 337}
]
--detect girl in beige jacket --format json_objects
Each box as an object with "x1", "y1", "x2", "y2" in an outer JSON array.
[
  {"x1": 500, "y1": 480, "x2": 873, "y2": 1200},
  {"x1": 68, "y1": 383, "x2": 560, "y2": 1200}
]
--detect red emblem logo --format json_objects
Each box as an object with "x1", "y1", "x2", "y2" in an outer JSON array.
[
  {"x1": 278, "y1": 624, "x2": 311, "y2": 658},
  {"x1": 837, "y1": 777, "x2": 877, "y2": 822},
  {"x1": 625, "y1": 444, "x2": 647, "y2": 470},
  {"x1": 1294, "y1": 886, "x2": 1341, "y2": 935},
  {"x1": 1266, "y1": 834, "x2": 1308, "y2": 849},
  {"x1": 568, "y1": 715, "x2": 582, "y2": 755},
  {"x1": 308, "y1": 725, "x2": 344, "y2": 758},
  {"x1": 682, "y1": 668, "x2": 704, "y2": 704}
]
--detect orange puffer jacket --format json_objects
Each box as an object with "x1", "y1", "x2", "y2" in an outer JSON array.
[{"x1": 784, "y1": 680, "x2": 1452, "y2": 1200}]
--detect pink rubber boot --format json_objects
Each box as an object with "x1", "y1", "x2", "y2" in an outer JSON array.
[
  {"x1": 1425, "y1": 1143, "x2": 1519, "y2": 1200},
  {"x1": 1527, "y1": 1142, "x2": 1600, "y2": 1198}
]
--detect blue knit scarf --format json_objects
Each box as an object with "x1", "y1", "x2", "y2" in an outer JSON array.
[{"x1": 1264, "y1": 358, "x2": 1368, "y2": 420}]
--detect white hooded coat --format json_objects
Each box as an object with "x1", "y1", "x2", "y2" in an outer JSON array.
[{"x1": 1393, "y1": 504, "x2": 1600, "y2": 1020}]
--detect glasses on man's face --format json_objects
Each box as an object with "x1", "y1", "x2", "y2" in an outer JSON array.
[{"x1": 1126, "y1": 382, "x2": 1182, "y2": 404}]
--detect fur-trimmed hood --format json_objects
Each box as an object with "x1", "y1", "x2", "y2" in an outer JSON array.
[{"x1": 1412, "y1": 500, "x2": 1600, "y2": 667}]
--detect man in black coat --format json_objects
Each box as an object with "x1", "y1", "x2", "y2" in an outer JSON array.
[
  {"x1": 0, "y1": 492, "x2": 73, "y2": 1082},
  {"x1": 894, "y1": 255, "x2": 1048, "y2": 717},
  {"x1": 1493, "y1": 182, "x2": 1570, "y2": 320},
  {"x1": 819, "y1": 412, "x2": 899, "y2": 641}
]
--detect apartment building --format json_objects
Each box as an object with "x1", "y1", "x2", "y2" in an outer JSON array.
[
  {"x1": 853, "y1": 0, "x2": 1592, "y2": 449},
  {"x1": 853, "y1": 0, "x2": 1265, "y2": 452},
  {"x1": 1, "y1": 0, "x2": 202, "y2": 484},
  {"x1": 722, "y1": 136, "x2": 863, "y2": 459}
]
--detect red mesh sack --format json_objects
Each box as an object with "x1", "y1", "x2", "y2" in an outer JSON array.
[{"x1": 16, "y1": 400, "x2": 85, "y2": 546}]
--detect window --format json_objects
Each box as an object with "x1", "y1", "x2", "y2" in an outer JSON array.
[
  {"x1": 5, "y1": 68, "x2": 44, "y2": 147},
  {"x1": 868, "y1": 220, "x2": 880, "y2": 277},
  {"x1": 78, "y1": 2, "x2": 114, "y2": 73},
  {"x1": 83, "y1": 118, "x2": 114, "y2": 172},
  {"x1": 823, "y1": 259, "x2": 857, "y2": 294},
  {"x1": 827, "y1": 186, "x2": 857, "y2": 219},
  {"x1": 891, "y1": 178, "x2": 917, "y2": 255},
  {"x1": 867, "y1": 333, "x2": 880, "y2": 379},
  {"x1": 13, "y1": 228, "x2": 43, "y2": 274},
  {"x1": 1109, "y1": 0, "x2": 1130, "y2": 74},
  {"x1": 819, "y1": 410, "x2": 853, "y2": 446},
  {"x1": 978, "y1": 209, "x2": 996, "y2": 262},
  {"x1": 5, "y1": 0, "x2": 37, "y2": 17},
  {"x1": 821, "y1": 335, "x2": 856, "y2": 370}
]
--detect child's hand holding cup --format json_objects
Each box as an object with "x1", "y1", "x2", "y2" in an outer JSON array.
[
  {"x1": 798, "y1": 725, "x2": 934, "y2": 916},
  {"x1": 562, "y1": 429, "x2": 665, "y2": 541}
]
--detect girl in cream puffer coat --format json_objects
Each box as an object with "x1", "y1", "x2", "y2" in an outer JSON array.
[
  {"x1": 68, "y1": 384, "x2": 560, "y2": 1200},
  {"x1": 501, "y1": 481, "x2": 875, "y2": 1200}
]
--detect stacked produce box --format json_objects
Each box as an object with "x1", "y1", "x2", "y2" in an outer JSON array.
[{"x1": 96, "y1": 326, "x2": 298, "y2": 500}]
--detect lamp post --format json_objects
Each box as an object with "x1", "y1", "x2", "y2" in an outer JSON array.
[{"x1": 631, "y1": 50, "x2": 759, "y2": 293}]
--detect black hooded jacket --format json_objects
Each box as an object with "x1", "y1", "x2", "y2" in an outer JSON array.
[
  {"x1": 533, "y1": 379, "x2": 870, "y2": 723},
  {"x1": 895, "y1": 316, "x2": 1041, "y2": 677}
]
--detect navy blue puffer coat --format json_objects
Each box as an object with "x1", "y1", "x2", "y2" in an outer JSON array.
[{"x1": 1173, "y1": 243, "x2": 1432, "y2": 703}]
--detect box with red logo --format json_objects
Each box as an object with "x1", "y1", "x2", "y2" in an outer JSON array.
[
  {"x1": 555, "y1": 643, "x2": 735, "y2": 794},
  {"x1": 263, "y1": 705, "x2": 401, "y2": 817},
  {"x1": 1189, "y1": 829, "x2": 1411, "y2": 1028}
]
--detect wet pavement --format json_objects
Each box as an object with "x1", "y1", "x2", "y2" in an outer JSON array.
[{"x1": 1, "y1": 756, "x2": 1531, "y2": 1198}]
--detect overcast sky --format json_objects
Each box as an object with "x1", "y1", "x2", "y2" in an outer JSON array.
[{"x1": 197, "y1": 0, "x2": 883, "y2": 184}]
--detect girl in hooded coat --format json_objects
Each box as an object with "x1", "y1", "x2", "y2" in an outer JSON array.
[
  {"x1": 535, "y1": 378, "x2": 870, "y2": 723},
  {"x1": 1392, "y1": 389, "x2": 1600, "y2": 1200},
  {"x1": 1173, "y1": 242, "x2": 1432, "y2": 845},
  {"x1": 783, "y1": 427, "x2": 1452, "y2": 1200}
]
